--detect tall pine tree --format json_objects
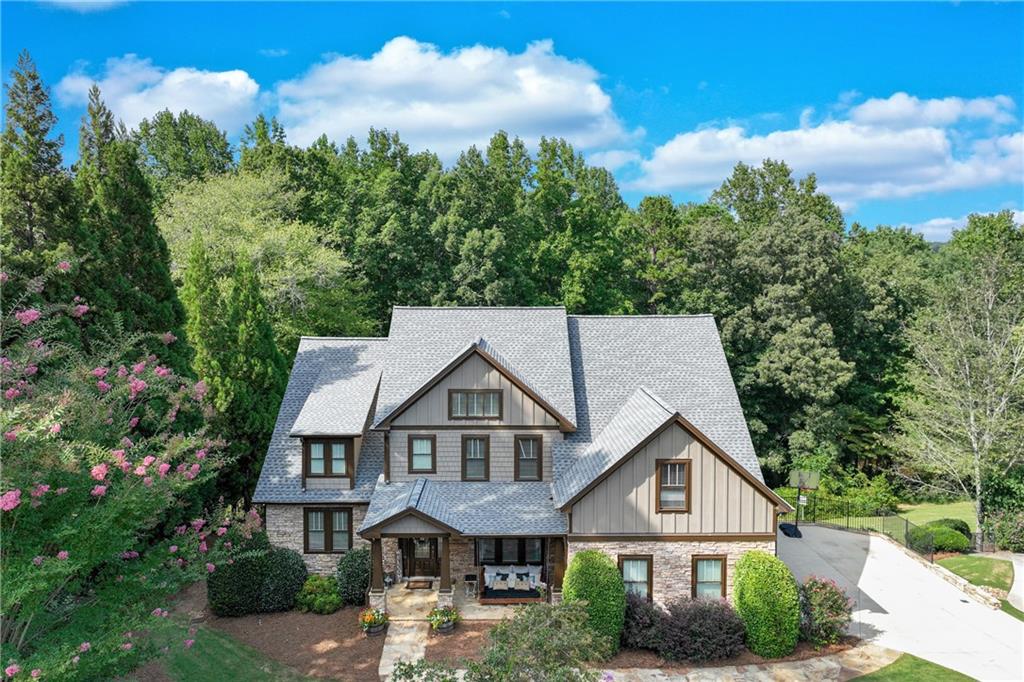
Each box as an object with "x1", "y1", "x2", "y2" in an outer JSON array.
[{"x1": 74, "y1": 86, "x2": 190, "y2": 372}]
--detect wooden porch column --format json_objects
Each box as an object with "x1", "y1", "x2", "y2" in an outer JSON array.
[
  {"x1": 551, "y1": 536, "x2": 566, "y2": 590},
  {"x1": 440, "y1": 535, "x2": 451, "y2": 591},
  {"x1": 370, "y1": 537, "x2": 384, "y2": 591}
]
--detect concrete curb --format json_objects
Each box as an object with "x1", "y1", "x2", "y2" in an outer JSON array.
[
  {"x1": 1008, "y1": 553, "x2": 1024, "y2": 610},
  {"x1": 866, "y1": 531, "x2": 1001, "y2": 609}
]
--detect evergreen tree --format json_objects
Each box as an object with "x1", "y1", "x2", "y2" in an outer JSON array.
[
  {"x1": 133, "y1": 109, "x2": 233, "y2": 202},
  {"x1": 74, "y1": 86, "x2": 190, "y2": 372}
]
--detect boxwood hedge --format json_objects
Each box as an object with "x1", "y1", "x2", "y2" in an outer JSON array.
[
  {"x1": 562, "y1": 550, "x2": 626, "y2": 656},
  {"x1": 208, "y1": 534, "x2": 308, "y2": 616},
  {"x1": 732, "y1": 550, "x2": 800, "y2": 658}
]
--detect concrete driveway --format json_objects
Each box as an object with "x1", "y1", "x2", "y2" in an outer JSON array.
[{"x1": 779, "y1": 525, "x2": 1023, "y2": 681}]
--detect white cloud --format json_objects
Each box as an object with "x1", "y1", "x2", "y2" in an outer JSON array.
[
  {"x1": 850, "y1": 92, "x2": 1017, "y2": 128},
  {"x1": 41, "y1": 0, "x2": 126, "y2": 12},
  {"x1": 901, "y1": 209, "x2": 1023, "y2": 242},
  {"x1": 275, "y1": 36, "x2": 631, "y2": 157},
  {"x1": 56, "y1": 54, "x2": 259, "y2": 132},
  {"x1": 259, "y1": 48, "x2": 289, "y2": 58},
  {"x1": 631, "y1": 95, "x2": 1023, "y2": 206},
  {"x1": 587, "y1": 149, "x2": 641, "y2": 171}
]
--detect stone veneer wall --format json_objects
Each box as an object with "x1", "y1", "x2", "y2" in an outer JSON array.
[
  {"x1": 265, "y1": 504, "x2": 372, "y2": 574},
  {"x1": 567, "y1": 538, "x2": 775, "y2": 607}
]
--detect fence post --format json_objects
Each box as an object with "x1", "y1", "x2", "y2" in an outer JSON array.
[
  {"x1": 904, "y1": 517, "x2": 909, "y2": 547},
  {"x1": 846, "y1": 501, "x2": 850, "y2": 529}
]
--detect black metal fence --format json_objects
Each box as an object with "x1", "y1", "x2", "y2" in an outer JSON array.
[{"x1": 777, "y1": 491, "x2": 938, "y2": 562}]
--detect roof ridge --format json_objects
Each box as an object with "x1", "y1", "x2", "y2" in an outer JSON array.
[
  {"x1": 299, "y1": 336, "x2": 388, "y2": 341},
  {"x1": 569, "y1": 313, "x2": 715, "y2": 319},
  {"x1": 408, "y1": 478, "x2": 427, "y2": 509},
  {"x1": 635, "y1": 386, "x2": 677, "y2": 415},
  {"x1": 392, "y1": 306, "x2": 567, "y2": 310}
]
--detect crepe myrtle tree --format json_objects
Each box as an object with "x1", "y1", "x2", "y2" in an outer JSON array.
[{"x1": 0, "y1": 263, "x2": 260, "y2": 681}]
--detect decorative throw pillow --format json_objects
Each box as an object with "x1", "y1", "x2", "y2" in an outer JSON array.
[{"x1": 493, "y1": 578, "x2": 509, "y2": 591}]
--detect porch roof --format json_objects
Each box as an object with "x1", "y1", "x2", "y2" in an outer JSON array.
[{"x1": 359, "y1": 477, "x2": 567, "y2": 537}]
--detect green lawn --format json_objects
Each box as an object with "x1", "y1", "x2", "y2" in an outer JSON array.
[
  {"x1": 856, "y1": 654, "x2": 974, "y2": 681},
  {"x1": 937, "y1": 555, "x2": 1013, "y2": 591},
  {"x1": 899, "y1": 501, "x2": 977, "y2": 531},
  {"x1": 1000, "y1": 599, "x2": 1024, "y2": 623},
  {"x1": 134, "y1": 620, "x2": 311, "y2": 681}
]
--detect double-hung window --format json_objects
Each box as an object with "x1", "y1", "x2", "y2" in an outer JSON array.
[
  {"x1": 619, "y1": 555, "x2": 653, "y2": 601},
  {"x1": 656, "y1": 459, "x2": 690, "y2": 512},
  {"x1": 514, "y1": 435, "x2": 542, "y2": 481},
  {"x1": 408, "y1": 435, "x2": 436, "y2": 474},
  {"x1": 462, "y1": 435, "x2": 489, "y2": 481},
  {"x1": 692, "y1": 555, "x2": 726, "y2": 599},
  {"x1": 449, "y1": 389, "x2": 501, "y2": 419},
  {"x1": 304, "y1": 438, "x2": 351, "y2": 477},
  {"x1": 304, "y1": 508, "x2": 352, "y2": 554}
]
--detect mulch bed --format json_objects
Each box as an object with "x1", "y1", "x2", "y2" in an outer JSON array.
[
  {"x1": 208, "y1": 607, "x2": 384, "y2": 680},
  {"x1": 423, "y1": 621, "x2": 499, "y2": 664},
  {"x1": 607, "y1": 636, "x2": 859, "y2": 671}
]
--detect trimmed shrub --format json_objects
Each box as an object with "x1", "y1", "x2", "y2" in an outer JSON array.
[
  {"x1": 297, "y1": 575, "x2": 343, "y2": 614},
  {"x1": 927, "y1": 518, "x2": 972, "y2": 540},
  {"x1": 622, "y1": 592, "x2": 663, "y2": 650},
  {"x1": 258, "y1": 547, "x2": 309, "y2": 612},
  {"x1": 337, "y1": 547, "x2": 371, "y2": 605},
  {"x1": 906, "y1": 525, "x2": 936, "y2": 554},
  {"x1": 733, "y1": 551, "x2": 800, "y2": 658},
  {"x1": 562, "y1": 550, "x2": 626, "y2": 655},
  {"x1": 987, "y1": 510, "x2": 1024, "y2": 553},
  {"x1": 208, "y1": 549, "x2": 264, "y2": 617},
  {"x1": 657, "y1": 599, "x2": 745, "y2": 663},
  {"x1": 799, "y1": 576, "x2": 853, "y2": 647},
  {"x1": 926, "y1": 525, "x2": 970, "y2": 553}
]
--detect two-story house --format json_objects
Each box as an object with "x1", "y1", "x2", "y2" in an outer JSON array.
[{"x1": 253, "y1": 307, "x2": 791, "y2": 610}]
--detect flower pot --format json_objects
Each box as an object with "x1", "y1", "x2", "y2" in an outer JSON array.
[
  {"x1": 365, "y1": 623, "x2": 387, "y2": 637},
  {"x1": 435, "y1": 620, "x2": 456, "y2": 635}
]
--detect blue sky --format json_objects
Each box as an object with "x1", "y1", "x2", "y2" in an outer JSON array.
[{"x1": 3, "y1": 1, "x2": 1023, "y2": 239}]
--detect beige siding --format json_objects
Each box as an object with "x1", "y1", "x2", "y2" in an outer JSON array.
[
  {"x1": 391, "y1": 353, "x2": 560, "y2": 428},
  {"x1": 570, "y1": 423, "x2": 775, "y2": 535},
  {"x1": 375, "y1": 514, "x2": 446, "y2": 535},
  {"x1": 305, "y1": 477, "x2": 351, "y2": 489},
  {"x1": 390, "y1": 429, "x2": 555, "y2": 482}
]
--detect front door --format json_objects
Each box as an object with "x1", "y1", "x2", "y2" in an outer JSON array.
[{"x1": 402, "y1": 538, "x2": 439, "y2": 577}]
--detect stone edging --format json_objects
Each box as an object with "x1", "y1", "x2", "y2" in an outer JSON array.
[
  {"x1": 601, "y1": 643, "x2": 902, "y2": 681},
  {"x1": 866, "y1": 531, "x2": 1001, "y2": 609}
]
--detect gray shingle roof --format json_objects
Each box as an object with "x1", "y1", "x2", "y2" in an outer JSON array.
[
  {"x1": 290, "y1": 339, "x2": 386, "y2": 436},
  {"x1": 360, "y1": 478, "x2": 567, "y2": 536},
  {"x1": 552, "y1": 387, "x2": 676, "y2": 507},
  {"x1": 252, "y1": 338, "x2": 386, "y2": 503},
  {"x1": 558, "y1": 314, "x2": 763, "y2": 486},
  {"x1": 372, "y1": 307, "x2": 577, "y2": 428}
]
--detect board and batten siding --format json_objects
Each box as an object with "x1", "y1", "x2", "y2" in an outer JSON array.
[
  {"x1": 570, "y1": 423, "x2": 775, "y2": 535},
  {"x1": 390, "y1": 353, "x2": 560, "y2": 428}
]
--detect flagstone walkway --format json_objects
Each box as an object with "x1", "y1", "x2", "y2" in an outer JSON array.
[{"x1": 379, "y1": 621, "x2": 429, "y2": 680}]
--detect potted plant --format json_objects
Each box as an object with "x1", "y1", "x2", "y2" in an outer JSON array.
[
  {"x1": 360, "y1": 607, "x2": 389, "y2": 636},
  {"x1": 427, "y1": 606, "x2": 461, "y2": 634}
]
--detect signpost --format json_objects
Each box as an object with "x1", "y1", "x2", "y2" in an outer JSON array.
[{"x1": 787, "y1": 469, "x2": 821, "y2": 532}]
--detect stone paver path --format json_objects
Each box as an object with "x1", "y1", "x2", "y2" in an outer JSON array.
[
  {"x1": 379, "y1": 621, "x2": 429, "y2": 680},
  {"x1": 604, "y1": 643, "x2": 900, "y2": 681}
]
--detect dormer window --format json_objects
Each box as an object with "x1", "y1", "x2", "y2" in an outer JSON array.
[
  {"x1": 303, "y1": 438, "x2": 352, "y2": 478},
  {"x1": 448, "y1": 389, "x2": 502, "y2": 419}
]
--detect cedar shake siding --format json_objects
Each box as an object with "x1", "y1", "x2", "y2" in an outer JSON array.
[
  {"x1": 389, "y1": 428, "x2": 555, "y2": 482},
  {"x1": 570, "y1": 422, "x2": 777, "y2": 535}
]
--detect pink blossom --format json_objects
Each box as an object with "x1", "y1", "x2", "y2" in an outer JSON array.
[
  {"x1": 31, "y1": 484, "x2": 50, "y2": 498},
  {"x1": 71, "y1": 304, "x2": 89, "y2": 318},
  {"x1": 4, "y1": 387, "x2": 22, "y2": 400},
  {"x1": 158, "y1": 462, "x2": 171, "y2": 478},
  {"x1": 0, "y1": 271, "x2": 8, "y2": 283},
  {"x1": 5, "y1": 664, "x2": 20, "y2": 677},
  {"x1": 175, "y1": 525, "x2": 187, "y2": 535},
  {"x1": 121, "y1": 550, "x2": 139, "y2": 559},
  {"x1": 117, "y1": 365, "x2": 128, "y2": 377},
  {"x1": 193, "y1": 380, "x2": 208, "y2": 401},
  {"x1": 57, "y1": 550, "x2": 68, "y2": 560},
  {"x1": 195, "y1": 449, "x2": 207, "y2": 460},
  {"x1": 49, "y1": 423, "x2": 61, "y2": 435},
  {"x1": 28, "y1": 338, "x2": 44, "y2": 350},
  {"x1": 33, "y1": 556, "x2": 44, "y2": 566},
  {"x1": 119, "y1": 460, "x2": 131, "y2": 473},
  {"x1": 15, "y1": 308, "x2": 41, "y2": 325},
  {"x1": 199, "y1": 542, "x2": 208, "y2": 553},
  {"x1": 111, "y1": 449, "x2": 126, "y2": 463},
  {"x1": 71, "y1": 656, "x2": 79, "y2": 665},
  {"x1": 0, "y1": 489, "x2": 22, "y2": 511},
  {"x1": 96, "y1": 380, "x2": 111, "y2": 393},
  {"x1": 224, "y1": 541, "x2": 233, "y2": 549},
  {"x1": 58, "y1": 260, "x2": 71, "y2": 272},
  {"x1": 3, "y1": 431, "x2": 16, "y2": 442},
  {"x1": 142, "y1": 455, "x2": 156, "y2": 466},
  {"x1": 176, "y1": 558, "x2": 186, "y2": 567},
  {"x1": 91, "y1": 366, "x2": 109, "y2": 378},
  {"x1": 184, "y1": 639, "x2": 195, "y2": 649},
  {"x1": 55, "y1": 487, "x2": 68, "y2": 495},
  {"x1": 154, "y1": 366, "x2": 172, "y2": 378},
  {"x1": 23, "y1": 364, "x2": 37, "y2": 376},
  {"x1": 121, "y1": 437, "x2": 134, "y2": 449},
  {"x1": 128, "y1": 377, "x2": 147, "y2": 399},
  {"x1": 206, "y1": 562, "x2": 216, "y2": 573},
  {"x1": 79, "y1": 642, "x2": 91, "y2": 653},
  {"x1": 191, "y1": 518, "x2": 206, "y2": 532},
  {"x1": 143, "y1": 476, "x2": 154, "y2": 487},
  {"x1": 162, "y1": 331, "x2": 177, "y2": 345},
  {"x1": 216, "y1": 526, "x2": 227, "y2": 537},
  {"x1": 30, "y1": 669, "x2": 41, "y2": 679},
  {"x1": 90, "y1": 485, "x2": 107, "y2": 497},
  {"x1": 189, "y1": 463, "x2": 201, "y2": 476},
  {"x1": 169, "y1": 545, "x2": 178, "y2": 554},
  {"x1": 176, "y1": 463, "x2": 187, "y2": 474},
  {"x1": 132, "y1": 361, "x2": 146, "y2": 375},
  {"x1": 91, "y1": 463, "x2": 108, "y2": 481},
  {"x1": 121, "y1": 643, "x2": 133, "y2": 651},
  {"x1": 128, "y1": 416, "x2": 139, "y2": 428},
  {"x1": 134, "y1": 465, "x2": 147, "y2": 476}
]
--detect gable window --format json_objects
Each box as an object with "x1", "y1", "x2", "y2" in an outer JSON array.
[
  {"x1": 514, "y1": 435, "x2": 542, "y2": 481},
  {"x1": 462, "y1": 435, "x2": 490, "y2": 481},
  {"x1": 408, "y1": 435, "x2": 436, "y2": 474},
  {"x1": 619, "y1": 555, "x2": 654, "y2": 601},
  {"x1": 303, "y1": 438, "x2": 351, "y2": 478},
  {"x1": 692, "y1": 555, "x2": 726, "y2": 599},
  {"x1": 655, "y1": 459, "x2": 690, "y2": 513},
  {"x1": 304, "y1": 507, "x2": 352, "y2": 554},
  {"x1": 449, "y1": 389, "x2": 502, "y2": 419}
]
